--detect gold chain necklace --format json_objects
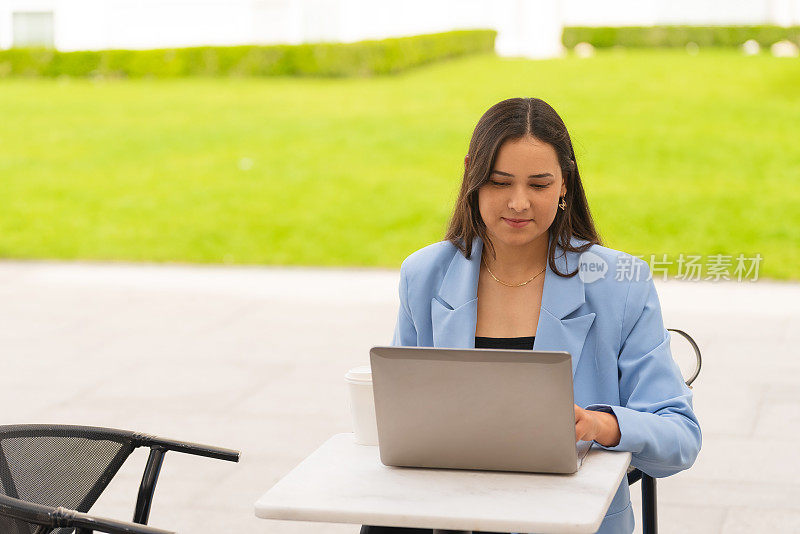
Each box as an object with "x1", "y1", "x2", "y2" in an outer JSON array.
[{"x1": 482, "y1": 256, "x2": 547, "y2": 287}]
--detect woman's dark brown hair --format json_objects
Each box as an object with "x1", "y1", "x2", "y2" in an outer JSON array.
[{"x1": 444, "y1": 97, "x2": 602, "y2": 277}]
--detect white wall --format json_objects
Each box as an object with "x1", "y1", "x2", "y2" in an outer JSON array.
[
  {"x1": 330, "y1": 0, "x2": 489, "y2": 43},
  {"x1": 561, "y1": 0, "x2": 800, "y2": 26},
  {"x1": 1, "y1": 0, "x2": 799, "y2": 58},
  {"x1": 495, "y1": 0, "x2": 565, "y2": 59},
  {"x1": 0, "y1": 0, "x2": 264, "y2": 50},
  {"x1": 0, "y1": 0, "x2": 568, "y2": 59}
]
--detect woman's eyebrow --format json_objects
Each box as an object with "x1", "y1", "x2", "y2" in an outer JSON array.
[{"x1": 491, "y1": 169, "x2": 554, "y2": 178}]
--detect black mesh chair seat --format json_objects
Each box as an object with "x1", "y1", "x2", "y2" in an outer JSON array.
[{"x1": 0, "y1": 425, "x2": 239, "y2": 534}]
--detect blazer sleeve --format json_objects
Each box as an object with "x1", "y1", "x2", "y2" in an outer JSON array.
[
  {"x1": 584, "y1": 259, "x2": 702, "y2": 478},
  {"x1": 391, "y1": 261, "x2": 418, "y2": 347}
]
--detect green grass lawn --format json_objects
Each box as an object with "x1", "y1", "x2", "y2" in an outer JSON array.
[{"x1": 1, "y1": 48, "x2": 798, "y2": 279}]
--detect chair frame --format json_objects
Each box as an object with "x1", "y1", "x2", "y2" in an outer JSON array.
[
  {"x1": 0, "y1": 424, "x2": 240, "y2": 534},
  {"x1": 626, "y1": 328, "x2": 702, "y2": 534},
  {"x1": 0, "y1": 492, "x2": 174, "y2": 534}
]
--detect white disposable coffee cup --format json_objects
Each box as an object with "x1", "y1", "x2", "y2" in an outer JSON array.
[{"x1": 345, "y1": 365, "x2": 378, "y2": 445}]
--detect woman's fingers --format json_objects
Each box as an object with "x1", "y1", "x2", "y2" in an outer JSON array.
[
  {"x1": 574, "y1": 405, "x2": 596, "y2": 442},
  {"x1": 575, "y1": 419, "x2": 589, "y2": 442}
]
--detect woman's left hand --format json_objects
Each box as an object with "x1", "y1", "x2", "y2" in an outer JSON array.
[{"x1": 574, "y1": 404, "x2": 621, "y2": 447}]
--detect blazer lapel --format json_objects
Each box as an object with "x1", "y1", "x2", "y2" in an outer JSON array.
[
  {"x1": 534, "y1": 234, "x2": 597, "y2": 377},
  {"x1": 430, "y1": 236, "x2": 482, "y2": 349},
  {"x1": 431, "y1": 234, "x2": 595, "y2": 377}
]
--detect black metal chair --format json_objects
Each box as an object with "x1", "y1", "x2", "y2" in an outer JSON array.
[
  {"x1": 0, "y1": 424, "x2": 240, "y2": 534},
  {"x1": 626, "y1": 328, "x2": 702, "y2": 534},
  {"x1": 0, "y1": 493, "x2": 174, "y2": 534}
]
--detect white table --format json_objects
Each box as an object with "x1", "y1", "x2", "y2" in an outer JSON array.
[{"x1": 255, "y1": 433, "x2": 632, "y2": 534}]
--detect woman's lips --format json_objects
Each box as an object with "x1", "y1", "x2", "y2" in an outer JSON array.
[{"x1": 503, "y1": 217, "x2": 531, "y2": 228}]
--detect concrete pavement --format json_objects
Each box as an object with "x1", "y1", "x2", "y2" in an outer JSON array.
[{"x1": 1, "y1": 260, "x2": 798, "y2": 533}]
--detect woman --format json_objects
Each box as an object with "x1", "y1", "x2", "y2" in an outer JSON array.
[{"x1": 362, "y1": 97, "x2": 701, "y2": 534}]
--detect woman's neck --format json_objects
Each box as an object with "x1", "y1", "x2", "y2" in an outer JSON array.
[{"x1": 483, "y1": 233, "x2": 549, "y2": 280}]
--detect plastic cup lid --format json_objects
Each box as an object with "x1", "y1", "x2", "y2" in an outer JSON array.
[{"x1": 345, "y1": 365, "x2": 372, "y2": 382}]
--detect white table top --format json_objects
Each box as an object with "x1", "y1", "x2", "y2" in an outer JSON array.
[{"x1": 255, "y1": 433, "x2": 631, "y2": 534}]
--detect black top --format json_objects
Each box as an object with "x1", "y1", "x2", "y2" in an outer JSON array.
[{"x1": 474, "y1": 336, "x2": 535, "y2": 350}]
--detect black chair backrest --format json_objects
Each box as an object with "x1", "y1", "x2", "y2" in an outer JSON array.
[
  {"x1": 0, "y1": 426, "x2": 139, "y2": 534},
  {"x1": 0, "y1": 424, "x2": 239, "y2": 534},
  {"x1": 667, "y1": 328, "x2": 702, "y2": 387}
]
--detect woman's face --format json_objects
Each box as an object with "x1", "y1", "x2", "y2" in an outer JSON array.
[{"x1": 476, "y1": 136, "x2": 567, "y2": 248}]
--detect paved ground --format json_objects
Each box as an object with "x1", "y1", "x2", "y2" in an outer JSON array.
[{"x1": 1, "y1": 260, "x2": 799, "y2": 533}]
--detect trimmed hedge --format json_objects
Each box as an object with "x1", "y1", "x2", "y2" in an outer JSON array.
[
  {"x1": 0, "y1": 29, "x2": 496, "y2": 78},
  {"x1": 562, "y1": 25, "x2": 800, "y2": 48}
]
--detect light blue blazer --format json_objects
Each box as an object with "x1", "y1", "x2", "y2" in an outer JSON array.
[{"x1": 390, "y1": 234, "x2": 702, "y2": 534}]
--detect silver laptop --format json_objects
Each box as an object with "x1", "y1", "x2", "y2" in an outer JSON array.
[{"x1": 369, "y1": 346, "x2": 592, "y2": 474}]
